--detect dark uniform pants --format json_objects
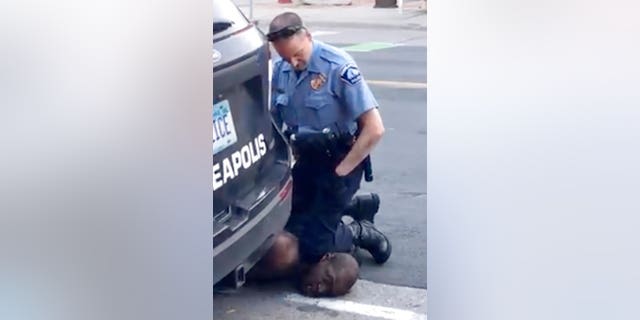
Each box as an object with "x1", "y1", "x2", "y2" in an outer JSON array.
[{"x1": 284, "y1": 158, "x2": 364, "y2": 264}]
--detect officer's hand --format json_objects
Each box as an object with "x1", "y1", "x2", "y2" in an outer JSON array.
[{"x1": 334, "y1": 165, "x2": 350, "y2": 177}]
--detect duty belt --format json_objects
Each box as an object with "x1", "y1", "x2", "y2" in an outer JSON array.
[{"x1": 286, "y1": 128, "x2": 374, "y2": 182}]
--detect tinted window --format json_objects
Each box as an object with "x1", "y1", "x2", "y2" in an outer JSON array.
[{"x1": 213, "y1": 0, "x2": 250, "y2": 39}]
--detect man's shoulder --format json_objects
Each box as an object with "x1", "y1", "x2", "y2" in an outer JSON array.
[
  {"x1": 273, "y1": 57, "x2": 288, "y2": 72},
  {"x1": 316, "y1": 41, "x2": 355, "y2": 67},
  {"x1": 314, "y1": 43, "x2": 365, "y2": 87}
]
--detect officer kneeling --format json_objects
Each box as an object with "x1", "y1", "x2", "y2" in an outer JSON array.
[{"x1": 247, "y1": 12, "x2": 391, "y2": 297}]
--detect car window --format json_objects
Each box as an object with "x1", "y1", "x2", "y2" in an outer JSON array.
[{"x1": 213, "y1": 0, "x2": 250, "y2": 40}]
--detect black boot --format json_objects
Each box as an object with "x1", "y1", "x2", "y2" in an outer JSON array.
[
  {"x1": 343, "y1": 193, "x2": 380, "y2": 223},
  {"x1": 347, "y1": 220, "x2": 391, "y2": 264}
]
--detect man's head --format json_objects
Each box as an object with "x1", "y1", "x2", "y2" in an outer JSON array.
[
  {"x1": 300, "y1": 252, "x2": 359, "y2": 297},
  {"x1": 267, "y1": 12, "x2": 313, "y2": 71}
]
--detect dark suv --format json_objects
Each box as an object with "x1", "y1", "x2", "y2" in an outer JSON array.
[{"x1": 213, "y1": 0, "x2": 292, "y2": 287}]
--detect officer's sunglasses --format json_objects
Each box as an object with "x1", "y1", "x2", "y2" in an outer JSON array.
[{"x1": 266, "y1": 25, "x2": 304, "y2": 42}]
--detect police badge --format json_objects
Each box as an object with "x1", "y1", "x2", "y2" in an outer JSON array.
[{"x1": 310, "y1": 73, "x2": 327, "y2": 90}]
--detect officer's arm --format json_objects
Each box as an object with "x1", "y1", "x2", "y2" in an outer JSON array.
[
  {"x1": 333, "y1": 63, "x2": 385, "y2": 177},
  {"x1": 335, "y1": 108, "x2": 384, "y2": 177}
]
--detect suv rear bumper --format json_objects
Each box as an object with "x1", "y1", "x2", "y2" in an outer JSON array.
[{"x1": 213, "y1": 178, "x2": 292, "y2": 286}]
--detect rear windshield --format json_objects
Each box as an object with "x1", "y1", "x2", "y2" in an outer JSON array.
[{"x1": 213, "y1": 0, "x2": 250, "y2": 40}]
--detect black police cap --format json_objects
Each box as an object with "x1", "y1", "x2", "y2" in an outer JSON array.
[{"x1": 266, "y1": 12, "x2": 305, "y2": 42}]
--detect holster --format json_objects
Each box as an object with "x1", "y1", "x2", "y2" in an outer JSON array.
[
  {"x1": 291, "y1": 131, "x2": 353, "y2": 168},
  {"x1": 289, "y1": 129, "x2": 374, "y2": 182}
]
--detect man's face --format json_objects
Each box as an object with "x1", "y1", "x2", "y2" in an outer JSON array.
[
  {"x1": 301, "y1": 259, "x2": 335, "y2": 297},
  {"x1": 272, "y1": 32, "x2": 312, "y2": 71}
]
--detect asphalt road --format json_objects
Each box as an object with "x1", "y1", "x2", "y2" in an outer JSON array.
[
  {"x1": 214, "y1": 32, "x2": 427, "y2": 319},
  {"x1": 349, "y1": 45, "x2": 427, "y2": 289}
]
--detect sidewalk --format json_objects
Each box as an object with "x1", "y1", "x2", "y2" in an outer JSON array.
[{"x1": 233, "y1": 0, "x2": 427, "y2": 31}]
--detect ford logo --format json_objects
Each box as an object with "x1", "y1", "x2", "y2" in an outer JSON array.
[{"x1": 213, "y1": 49, "x2": 222, "y2": 63}]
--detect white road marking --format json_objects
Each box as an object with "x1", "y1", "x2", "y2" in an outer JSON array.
[
  {"x1": 367, "y1": 79, "x2": 428, "y2": 89},
  {"x1": 311, "y1": 30, "x2": 340, "y2": 37},
  {"x1": 284, "y1": 293, "x2": 427, "y2": 320}
]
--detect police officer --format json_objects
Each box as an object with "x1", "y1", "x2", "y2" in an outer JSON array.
[{"x1": 266, "y1": 12, "x2": 391, "y2": 268}]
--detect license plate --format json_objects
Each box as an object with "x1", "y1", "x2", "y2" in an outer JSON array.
[{"x1": 213, "y1": 100, "x2": 238, "y2": 155}]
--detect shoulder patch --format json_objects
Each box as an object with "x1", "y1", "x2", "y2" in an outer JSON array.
[{"x1": 340, "y1": 64, "x2": 362, "y2": 85}]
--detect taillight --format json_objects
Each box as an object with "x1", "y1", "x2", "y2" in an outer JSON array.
[{"x1": 278, "y1": 177, "x2": 293, "y2": 201}]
